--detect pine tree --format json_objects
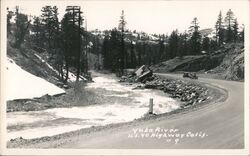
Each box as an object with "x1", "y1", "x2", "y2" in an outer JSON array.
[
  {"x1": 129, "y1": 40, "x2": 136, "y2": 68},
  {"x1": 224, "y1": 9, "x2": 235, "y2": 43},
  {"x1": 41, "y1": 6, "x2": 53, "y2": 48},
  {"x1": 188, "y1": 17, "x2": 201, "y2": 55},
  {"x1": 110, "y1": 29, "x2": 121, "y2": 72},
  {"x1": 102, "y1": 35, "x2": 111, "y2": 69},
  {"x1": 215, "y1": 11, "x2": 224, "y2": 46},
  {"x1": 233, "y1": 18, "x2": 239, "y2": 42},
  {"x1": 178, "y1": 32, "x2": 188, "y2": 58},
  {"x1": 158, "y1": 36, "x2": 165, "y2": 62},
  {"x1": 202, "y1": 37, "x2": 210, "y2": 52},
  {"x1": 41, "y1": 6, "x2": 60, "y2": 49},
  {"x1": 65, "y1": 6, "x2": 84, "y2": 81},
  {"x1": 60, "y1": 6, "x2": 85, "y2": 82},
  {"x1": 118, "y1": 10, "x2": 127, "y2": 74},
  {"x1": 32, "y1": 16, "x2": 43, "y2": 46},
  {"x1": 168, "y1": 30, "x2": 179, "y2": 58},
  {"x1": 14, "y1": 6, "x2": 31, "y2": 48},
  {"x1": 182, "y1": 31, "x2": 188, "y2": 56},
  {"x1": 209, "y1": 40, "x2": 218, "y2": 51},
  {"x1": 61, "y1": 12, "x2": 72, "y2": 82},
  {"x1": 135, "y1": 42, "x2": 143, "y2": 66}
]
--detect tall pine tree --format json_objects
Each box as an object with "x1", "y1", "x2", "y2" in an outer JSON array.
[
  {"x1": 118, "y1": 10, "x2": 127, "y2": 74},
  {"x1": 14, "y1": 6, "x2": 31, "y2": 48},
  {"x1": 41, "y1": 6, "x2": 60, "y2": 50},
  {"x1": 224, "y1": 9, "x2": 235, "y2": 43},
  {"x1": 215, "y1": 11, "x2": 224, "y2": 46},
  {"x1": 188, "y1": 17, "x2": 201, "y2": 55}
]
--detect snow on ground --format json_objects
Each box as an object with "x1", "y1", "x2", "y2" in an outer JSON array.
[
  {"x1": 67, "y1": 71, "x2": 87, "y2": 82},
  {"x1": 35, "y1": 53, "x2": 87, "y2": 82},
  {"x1": 6, "y1": 58, "x2": 65, "y2": 101},
  {"x1": 61, "y1": 69, "x2": 87, "y2": 82},
  {"x1": 34, "y1": 54, "x2": 59, "y2": 74}
]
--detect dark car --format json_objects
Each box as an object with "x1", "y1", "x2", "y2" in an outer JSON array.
[{"x1": 183, "y1": 72, "x2": 198, "y2": 79}]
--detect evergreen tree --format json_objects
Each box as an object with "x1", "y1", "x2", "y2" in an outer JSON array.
[
  {"x1": 135, "y1": 41, "x2": 143, "y2": 66},
  {"x1": 61, "y1": 10, "x2": 72, "y2": 82},
  {"x1": 102, "y1": 35, "x2": 111, "y2": 69},
  {"x1": 158, "y1": 37, "x2": 165, "y2": 62},
  {"x1": 67, "y1": 6, "x2": 84, "y2": 81},
  {"x1": 109, "y1": 28, "x2": 121, "y2": 72},
  {"x1": 215, "y1": 11, "x2": 224, "y2": 46},
  {"x1": 129, "y1": 40, "x2": 136, "y2": 68},
  {"x1": 168, "y1": 30, "x2": 179, "y2": 58},
  {"x1": 60, "y1": 6, "x2": 85, "y2": 82},
  {"x1": 224, "y1": 9, "x2": 235, "y2": 43},
  {"x1": 92, "y1": 35, "x2": 101, "y2": 69},
  {"x1": 209, "y1": 40, "x2": 218, "y2": 51},
  {"x1": 178, "y1": 32, "x2": 188, "y2": 57},
  {"x1": 188, "y1": 17, "x2": 201, "y2": 55},
  {"x1": 233, "y1": 18, "x2": 239, "y2": 42},
  {"x1": 14, "y1": 6, "x2": 31, "y2": 48},
  {"x1": 32, "y1": 16, "x2": 43, "y2": 46},
  {"x1": 118, "y1": 10, "x2": 127, "y2": 74},
  {"x1": 202, "y1": 37, "x2": 210, "y2": 52},
  {"x1": 41, "y1": 6, "x2": 60, "y2": 49}
]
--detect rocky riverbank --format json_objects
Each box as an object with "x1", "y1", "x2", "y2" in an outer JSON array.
[{"x1": 120, "y1": 73, "x2": 210, "y2": 108}]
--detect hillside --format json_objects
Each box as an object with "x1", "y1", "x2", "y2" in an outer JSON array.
[
  {"x1": 151, "y1": 42, "x2": 244, "y2": 81},
  {"x1": 6, "y1": 35, "x2": 84, "y2": 89},
  {"x1": 7, "y1": 39, "x2": 60, "y2": 86}
]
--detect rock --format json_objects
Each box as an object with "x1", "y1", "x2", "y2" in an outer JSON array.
[
  {"x1": 135, "y1": 65, "x2": 146, "y2": 76},
  {"x1": 136, "y1": 70, "x2": 153, "y2": 82},
  {"x1": 119, "y1": 66, "x2": 208, "y2": 107}
]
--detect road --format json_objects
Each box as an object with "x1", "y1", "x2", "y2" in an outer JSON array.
[{"x1": 60, "y1": 74, "x2": 244, "y2": 149}]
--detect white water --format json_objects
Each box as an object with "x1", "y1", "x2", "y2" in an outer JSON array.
[{"x1": 7, "y1": 72, "x2": 179, "y2": 140}]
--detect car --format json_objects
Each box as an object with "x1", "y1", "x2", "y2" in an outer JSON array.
[{"x1": 183, "y1": 72, "x2": 198, "y2": 79}]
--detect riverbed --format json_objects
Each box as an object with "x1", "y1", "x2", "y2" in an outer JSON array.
[{"x1": 7, "y1": 72, "x2": 180, "y2": 141}]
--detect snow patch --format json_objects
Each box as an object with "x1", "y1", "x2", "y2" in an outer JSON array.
[
  {"x1": 6, "y1": 58, "x2": 65, "y2": 100},
  {"x1": 34, "y1": 53, "x2": 59, "y2": 74}
]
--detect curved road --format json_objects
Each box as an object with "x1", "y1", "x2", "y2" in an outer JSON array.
[{"x1": 59, "y1": 74, "x2": 245, "y2": 149}]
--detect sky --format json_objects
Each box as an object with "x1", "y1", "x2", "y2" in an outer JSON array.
[{"x1": 4, "y1": 0, "x2": 249, "y2": 34}]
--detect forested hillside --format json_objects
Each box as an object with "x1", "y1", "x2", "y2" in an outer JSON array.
[{"x1": 7, "y1": 6, "x2": 244, "y2": 83}]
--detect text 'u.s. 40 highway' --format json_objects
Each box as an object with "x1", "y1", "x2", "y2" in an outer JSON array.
[{"x1": 128, "y1": 127, "x2": 208, "y2": 144}]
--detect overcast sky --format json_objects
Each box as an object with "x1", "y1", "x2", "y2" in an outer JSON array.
[{"x1": 4, "y1": 0, "x2": 249, "y2": 34}]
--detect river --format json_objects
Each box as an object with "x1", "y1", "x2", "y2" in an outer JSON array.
[{"x1": 7, "y1": 72, "x2": 180, "y2": 140}]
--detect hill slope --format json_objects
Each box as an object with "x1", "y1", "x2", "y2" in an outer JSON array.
[{"x1": 151, "y1": 42, "x2": 244, "y2": 81}]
